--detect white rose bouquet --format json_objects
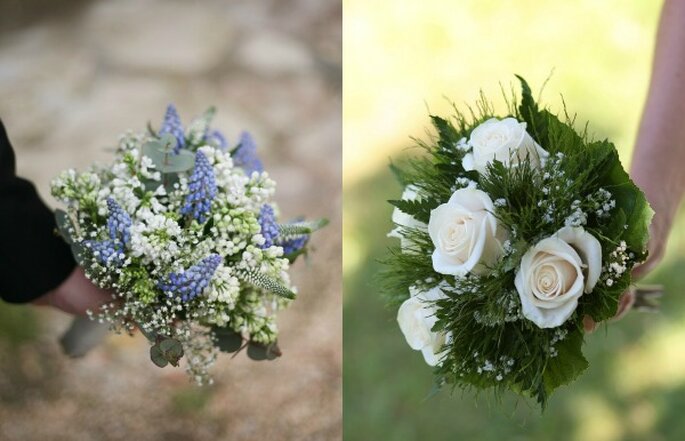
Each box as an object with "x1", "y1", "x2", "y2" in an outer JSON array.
[
  {"x1": 51, "y1": 105, "x2": 326, "y2": 384},
  {"x1": 383, "y1": 77, "x2": 654, "y2": 407}
]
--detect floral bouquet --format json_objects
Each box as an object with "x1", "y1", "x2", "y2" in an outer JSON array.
[
  {"x1": 383, "y1": 77, "x2": 654, "y2": 406},
  {"x1": 51, "y1": 105, "x2": 326, "y2": 384}
]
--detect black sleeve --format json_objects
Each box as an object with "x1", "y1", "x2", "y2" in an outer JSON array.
[{"x1": 0, "y1": 119, "x2": 76, "y2": 303}]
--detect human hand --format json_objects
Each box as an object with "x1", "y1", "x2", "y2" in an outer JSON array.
[
  {"x1": 33, "y1": 266, "x2": 113, "y2": 315},
  {"x1": 583, "y1": 289, "x2": 636, "y2": 333}
]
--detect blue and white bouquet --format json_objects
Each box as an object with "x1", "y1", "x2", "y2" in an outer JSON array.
[
  {"x1": 51, "y1": 105, "x2": 326, "y2": 383},
  {"x1": 382, "y1": 78, "x2": 654, "y2": 407}
]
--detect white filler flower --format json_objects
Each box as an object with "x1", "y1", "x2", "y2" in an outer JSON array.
[
  {"x1": 428, "y1": 188, "x2": 506, "y2": 276},
  {"x1": 397, "y1": 285, "x2": 450, "y2": 366},
  {"x1": 515, "y1": 226, "x2": 602, "y2": 328},
  {"x1": 462, "y1": 117, "x2": 549, "y2": 173}
]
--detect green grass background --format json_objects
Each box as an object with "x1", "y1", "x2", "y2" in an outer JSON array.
[{"x1": 344, "y1": 1, "x2": 685, "y2": 440}]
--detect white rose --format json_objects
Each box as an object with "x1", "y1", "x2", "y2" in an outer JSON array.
[
  {"x1": 397, "y1": 285, "x2": 450, "y2": 366},
  {"x1": 388, "y1": 185, "x2": 426, "y2": 251},
  {"x1": 515, "y1": 226, "x2": 602, "y2": 328},
  {"x1": 428, "y1": 188, "x2": 506, "y2": 276},
  {"x1": 462, "y1": 117, "x2": 549, "y2": 173}
]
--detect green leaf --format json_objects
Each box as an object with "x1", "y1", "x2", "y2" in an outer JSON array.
[
  {"x1": 142, "y1": 140, "x2": 195, "y2": 174},
  {"x1": 212, "y1": 327, "x2": 244, "y2": 353},
  {"x1": 388, "y1": 198, "x2": 434, "y2": 224},
  {"x1": 238, "y1": 270, "x2": 296, "y2": 299},
  {"x1": 278, "y1": 218, "x2": 329, "y2": 237},
  {"x1": 430, "y1": 115, "x2": 460, "y2": 149},
  {"x1": 135, "y1": 321, "x2": 158, "y2": 343},
  {"x1": 247, "y1": 341, "x2": 281, "y2": 361},
  {"x1": 516, "y1": 75, "x2": 548, "y2": 143},
  {"x1": 389, "y1": 161, "x2": 408, "y2": 186},
  {"x1": 150, "y1": 345, "x2": 169, "y2": 368},
  {"x1": 595, "y1": 148, "x2": 654, "y2": 254},
  {"x1": 580, "y1": 274, "x2": 629, "y2": 323},
  {"x1": 157, "y1": 337, "x2": 184, "y2": 367},
  {"x1": 541, "y1": 330, "x2": 588, "y2": 406},
  {"x1": 70, "y1": 241, "x2": 88, "y2": 267}
]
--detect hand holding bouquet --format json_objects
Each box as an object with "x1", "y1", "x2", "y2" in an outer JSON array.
[
  {"x1": 383, "y1": 77, "x2": 654, "y2": 406},
  {"x1": 51, "y1": 105, "x2": 326, "y2": 383}
]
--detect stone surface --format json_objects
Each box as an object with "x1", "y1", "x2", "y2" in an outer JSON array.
[
  {"x1": 85, "y1": 1, "x2": 234, "y2": 75},
  {"x1": 0, "y1": 1, "x2": 341, "y2": 440},
  {"x1": 236, "y1": 31, "x2": 314, "y2": 76}
]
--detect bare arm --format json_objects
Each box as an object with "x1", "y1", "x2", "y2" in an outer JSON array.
[
  {"x1": 584, "y1": 1, "x2": 685, "y2": 331},
  {"x1": 33, "y1": 267, "x2": 112, "y2": 316},
  {"x1": 631, "y1": 0, "x2": 685, "y2": 277}
]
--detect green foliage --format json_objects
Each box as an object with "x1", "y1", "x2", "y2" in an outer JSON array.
[
  {"x1": 119, "y1": 263, "x2": 158, "y2": 304},
  {"x1": 212, "y1": 326, "x2": 244, "y2": 353},
  {"x1": 238, "y1": 269, "x2": 297, "y2": 300},
  {"x1": 55, "y1": 209, "x2": 74, "y2": 244},
  {"x1": 150, "y1": 336, "x2": 185, "y2": 368},
  {"x1": 55, "y1": 210, "x2": 91, "y2": 267},
  {"x1": 142, "y1": 137, "x2": 195, "y2": 174},
  {"x1": 278, "y1": 218, "x2": 330, "y2": 237},
  {"x1": 541, "y1": 329, "x2": 588, "y2": 405},
  {"x1": 387, "y1": 199, "x2": 434, "y2": 224},
  {"x1": 383, "y1": 76, "x2": 654, "y2": 408},
  {"x1": 246, "y1": 341, "x2": 281, "y2": 361}
]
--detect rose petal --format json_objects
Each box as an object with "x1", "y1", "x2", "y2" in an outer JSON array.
[
  {"x1": 556, "y1": 226, "x2": 602, "y2": 293},
  {"x1": 397, "y1": 296, "x2": 431, "y2": 350}
]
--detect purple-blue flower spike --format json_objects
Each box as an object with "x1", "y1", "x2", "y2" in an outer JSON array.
[
  {"x1": 158, "y1": 254, "x2": 223, "y2": 302},
  {"x1": 280, "y1": 236, "x2": 308, "y2": 255},
  {"x1": 206, "y1": 129, "x2": 228, "y2": 150},
  {"x1": 159, "y1": 104, "x2": 185, "y2": 154},
  {"x1": 180, "y1": 151, "x2": 217, "y2": 223},
  {"x1": 106, "y1": 197, "x2": 132, "y2": 246},
  {"x1": 84, "y1": 239, "x2": 124, "y2": 266},
  {"x1": 258, "y1": 204, "x2": 279, "y2": 249},
  {"x1": 232, "y1": 131, "x2": 263, "y2": 175}
]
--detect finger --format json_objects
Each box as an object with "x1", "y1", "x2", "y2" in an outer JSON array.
[
  {"x1": 613, "y1": 290, "x2": 636, "y2": 321},
  {"x1": 583, "y1": 315, "x2": 597, "y2": 333}
]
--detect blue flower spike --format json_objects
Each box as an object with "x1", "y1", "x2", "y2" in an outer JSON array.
[
  {"x1": 180, "y1": 151, "x2": 217, "y2": 223},
  {"x1": 206, "y1": 129, "x2": 228, "y2": 150},
  {"x1": 84, "y1": 239, "x2": 124, "y2": 266},
  {"x1": 106, "y1": 197, "x2": 132, "y2": 246},
  {"x1": 280, "y1": 236, "x2": 308, "y2": 255},
  {"x1": 232, "y1": 131, "x2": 263, "y2": 175},
  {"x1": 258, "y1": 204, "x2": 279, "y2": 249},
  {"x1": 158, "y1": 254, "x2": 223, "y2": 302},
  {"x1": 159, "y1": 104, "x2": 185, "y2": 154}
]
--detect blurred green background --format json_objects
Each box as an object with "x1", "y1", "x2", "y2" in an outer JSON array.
[{"x1": 343, "y1": 1, "x2": 685, "y2": 440}]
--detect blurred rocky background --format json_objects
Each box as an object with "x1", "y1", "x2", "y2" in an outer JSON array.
[{"x1": 0, "y1": 0, "x2": 341, "y2": 440}]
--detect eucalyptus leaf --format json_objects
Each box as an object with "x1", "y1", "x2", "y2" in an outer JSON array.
[
  {"x1": 212, "y1": 327, "x2": 244, "y2": 353},
  {"x1": 142, "y1": 140, "x2": 195, "y2": 174},
  {"x1": 70, "y1": 241, "x2": 88, "y2": 267},
  {"x1": 247, "y1": 341, "x2": 281, "y2": 361},
  {"x1": 150, "y1": 345, "x2": 169, "y2": 368},
  {"x1": 158, "y1": 133, "x2": 178, "y2": 152},
  {"x1": 135, "y1": 321, "x2": 158, "y2": 343},
  {"x1": 159, "y1": 337, "x2": 184, "y2": 366}
]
